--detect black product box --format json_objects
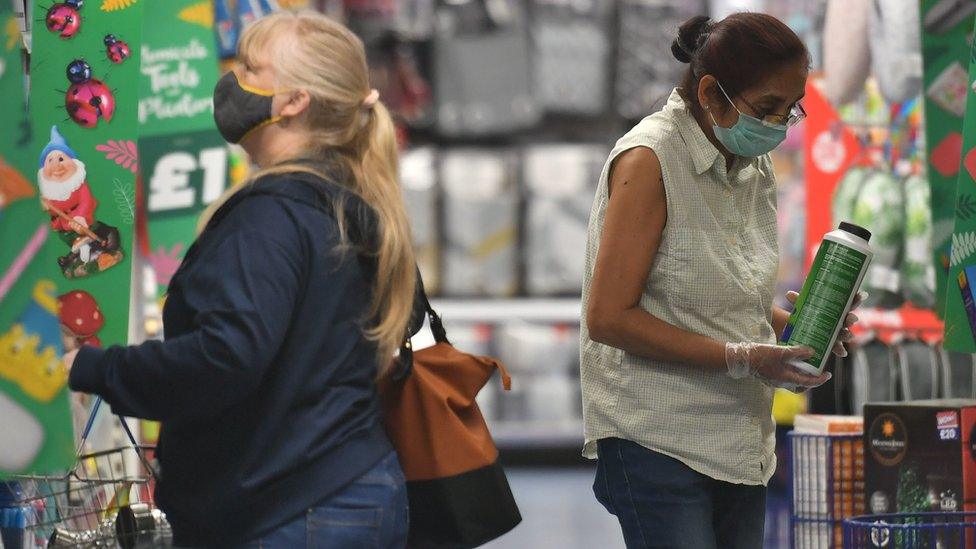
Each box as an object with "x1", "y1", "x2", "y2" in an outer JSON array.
[{"x1": 864, "y1": 400, "x2": 976, "y2": 544}]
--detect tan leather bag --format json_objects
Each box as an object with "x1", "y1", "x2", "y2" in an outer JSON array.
[{"x1": 378, "y1": 289, "x2": 521, "y2": 548}]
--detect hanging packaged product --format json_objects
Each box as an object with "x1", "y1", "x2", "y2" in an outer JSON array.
[
  {"x1": 496, "y1": 322, "x2": 579, "y2": 423},
  {"x1": 523, "y1": 144, "x2": 605, "y2": 295},
  {"x1": 394, "y1": 0, "x2": 436, "y2": 40},
  {"x1": 940, "y1": 349, "x2": 976, "y2": 399},
  {"x1": 868, "y1": 0, "x2": 923, "y2": 104},
  {"x1": 433, "y1": 0, "x2": 539, "y2": 136},
  {"x1": 896, "y1": 341, "x2": 941, "y2": 401},
  {"x1": 822, "y1": 0, "x2": 871, "y2": 106},
  {"x1": 440, "y1": 149, "x2": 518, "y2": 296},
  {"x1": 615, "y1": 0, "x2": 705, "y2": 120},
  {"x1": 831, "y1": 166, "x2": 870, "y2": 228},
  {"x1": 238, "y1": 0, "x2": 279, "y2": 30},
  {"x1": 709, "y1": 0, "x2": 764, "y2": 19},
  {"x1": 780, "y1": 223, "x2": 873, "y2": 376},
  {"x1": 851, "y1": 341, "x2": 898, "y2": 415},
  {"x1": 214, "y1": 0, "x2": 238, "y2": 59},
  {"x1": 852, "y1": 169, "x2": 905, "y2": 307},
  {"x1": 529, "y1": 0, "x2": 612, "y2": 116},
  {"x1": 400, "y1": 147, "x2": 439, "y2": 293},
  {"x1": 902, "y1": 173, "x2": 936, "y2": 308},
  {"x1": 344, "y1": 0, "x2": 397, "y2": 43}
]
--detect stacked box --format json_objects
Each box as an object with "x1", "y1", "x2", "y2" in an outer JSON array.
[
  {"x1": 523, "y1": 144, "x2": 606, "y2": 295},
  {"x1": 829, "y1": 438, "x2": 866, "y2": 545},
  {"x1": 792, "y1": 415, "x2": 865, "y2": 548},
  {"x1": 440, "y1": 149, "x2": 519, "y2": 297},
  {"x1": 864, "y1": 400, "x2": 976, "y2": 547},
  {"x1": 495, "y1": 323, "x2": 580, "y2": 423},
  {"x1": 400, "y1": 147, "x2": 440, "y2": 292}
]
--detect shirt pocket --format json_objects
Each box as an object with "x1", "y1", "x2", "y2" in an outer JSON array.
[{"x1": 663, "y1": 227, "x2": 734, "y2": 317}]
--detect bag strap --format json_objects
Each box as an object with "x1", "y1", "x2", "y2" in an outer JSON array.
[
  {"x1": 417, "y1": 280, "x2": 448, "y2": 345},
  {"x1": 392, "y1": 275, "x2": 448, "y2": 380},
  {"x1": 392, "y1": 276, "x2": 512, "y2": 392}
]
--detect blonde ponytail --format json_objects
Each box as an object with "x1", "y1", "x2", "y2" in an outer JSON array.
[
  {"x1": 356, "y1": 101, "x2": 417, "y2": 370},
  {"x1": 201, "y1": 12, "x2": 417, "y2": 374}
]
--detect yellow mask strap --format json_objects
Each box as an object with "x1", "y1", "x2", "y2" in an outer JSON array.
[
  {"x1": 239, "y1": 115, "x2": 284, "y2": 142},
  {"x1": 233, "y1": 70, "x2": 295, "y2": 97},
  {"x1": 237, "y1": 80, "x2": 276, "y2": 97}
]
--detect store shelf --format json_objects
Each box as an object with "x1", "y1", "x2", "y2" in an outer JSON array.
[
  {"x1": 853, "y1": 304, "x2": 944, "y2": 344},
  {"x1": 431, "y1": 298, "x2": 583, "y2": 323},
  {"x1": 491, "y1": 420, "x2": 584, "y2": 450}
]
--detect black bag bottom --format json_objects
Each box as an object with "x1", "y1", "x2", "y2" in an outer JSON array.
[{"x1": 407, "y1": 460, "x2": 522, "y2": 548}]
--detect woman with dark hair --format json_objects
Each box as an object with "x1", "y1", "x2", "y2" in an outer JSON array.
[{"x1": 581, "y1": 13, "x2": 858, "y2": 548}]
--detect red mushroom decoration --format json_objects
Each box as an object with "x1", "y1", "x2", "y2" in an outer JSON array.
[{"x1": 58, "y1": 290, "x2": 105, "y2": 349}]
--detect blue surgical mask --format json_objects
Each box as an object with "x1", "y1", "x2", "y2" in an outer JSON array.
[{"x1": 709, "y1": 81, "x2": 788, "y2": 158}]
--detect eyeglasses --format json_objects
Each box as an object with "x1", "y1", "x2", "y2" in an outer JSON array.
[{"x1": 716, "y1": 81, "x2": 807, "y2": 128}]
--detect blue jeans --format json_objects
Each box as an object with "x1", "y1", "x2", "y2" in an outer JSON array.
[
  {"x1": 234, "y1": 452, "x2": 408, "y2": 549},
  {"x1": 594, "y1": 438, "x2": 766, "y2": 549}
]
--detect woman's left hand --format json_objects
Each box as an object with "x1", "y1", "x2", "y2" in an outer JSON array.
[
  {"x1": 63, "y1": 348, "x2": 79, "y2": 374},
  {"x1": 786, "y1": 290, "x2": 867, "y2": 358}
]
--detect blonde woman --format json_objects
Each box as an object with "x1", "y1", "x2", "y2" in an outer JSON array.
[{"x1": 64, "y1": 12, "x2": 415, "y2": 548}]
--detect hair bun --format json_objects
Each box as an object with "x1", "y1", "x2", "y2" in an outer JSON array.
[{"x1": 671, "y1": 15, "x2": 712, "y2": 64}]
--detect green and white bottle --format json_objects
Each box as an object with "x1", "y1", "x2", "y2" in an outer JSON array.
[{"x1": 780, "y1": 222, "x2": 874, "y2": 376}]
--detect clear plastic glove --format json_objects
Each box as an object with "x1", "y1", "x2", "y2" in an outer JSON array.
[
  {"x1": 725, "y1": 342, "x2": 832, "y2": 392},
  {"x1": 786, "y1": 290, "x2": 867, "y2": 358}
]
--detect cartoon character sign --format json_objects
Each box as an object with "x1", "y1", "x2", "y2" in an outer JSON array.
[
  {"x1": 37, "y1": 126, "x2": 123, "y2": 278},
  {"x1": 65, "y1": 59, "x2": 115, "y2": 128},
  {"x1": 0, "y1": 280, "x2": 65, "y2": 403},
  {"x1": 0, "y1": 157, "x2": 35, "y2": 215},
  {"x1": 45, "y1": 0, "x2": 84, "y2": 39},
  {"x1": 104, "y1": 34, "x2": 130, "y2": 64},
  {"x1": 58, "y1": 290, "x2": 104, "y2": 352}
]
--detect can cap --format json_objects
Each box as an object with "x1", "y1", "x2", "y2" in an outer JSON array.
[{"x1": 839, "y1": 221, "x2": 871, "y2": 242}]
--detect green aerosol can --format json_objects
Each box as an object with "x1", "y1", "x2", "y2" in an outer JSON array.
[{"x1": 779, "y1": 222, "x2": 873, "y2": 376}]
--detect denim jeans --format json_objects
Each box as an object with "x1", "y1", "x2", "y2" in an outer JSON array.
[
  {"x1": 232, "y1": 451, "x2": 408, "y2": 549},
  {"x1": 594, "y1": 438, "x2": 766, "y2": 549}
]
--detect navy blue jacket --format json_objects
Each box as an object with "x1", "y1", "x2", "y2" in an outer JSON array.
[{"x1": 69, "y1": 167, "x2": 396, "y2": 546}]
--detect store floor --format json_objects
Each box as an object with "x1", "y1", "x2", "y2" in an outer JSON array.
[
  {"x1": 484, "y1": 467, "x2": 625, "y2": 549},
  {"x1": 484, "y1": 466, "x2": 792, "y2": 548}
]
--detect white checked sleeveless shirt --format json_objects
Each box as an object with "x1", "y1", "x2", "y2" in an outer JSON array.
[{"x1": 580, "y1": 90, "x2": 780, "y2": 485}]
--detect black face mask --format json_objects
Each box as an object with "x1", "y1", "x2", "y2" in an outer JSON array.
[{"x1": 213, "y1": 71, "x2": 281, "y2": 144}]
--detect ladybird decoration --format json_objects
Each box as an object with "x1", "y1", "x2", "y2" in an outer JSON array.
[
  {"x1": 104, "y1": 34, "x2": 131, "y2": 64},
  {"x1": 65, "y1": 59, "x2": 115, "y2": 128},
  {"x1": 45, "y1": 0, "x2": 84, "y2": 39}
]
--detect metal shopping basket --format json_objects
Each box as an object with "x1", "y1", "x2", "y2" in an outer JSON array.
[
  {"x1": 3, "y1": 400, "x2": 171, "y2": 548},
  {"x1": 843, "y1": 512, "x2": 976, "y2": 548}
]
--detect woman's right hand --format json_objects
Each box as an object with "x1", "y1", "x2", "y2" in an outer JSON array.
[{"x1": 725, "y1": 342, "x2": 831, "y2": 392}]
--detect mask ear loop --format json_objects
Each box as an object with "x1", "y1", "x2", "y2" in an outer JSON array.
[
  {"x1": 704, "y1": 79, "x2": 742, "y2": 130},
  {"x1": 714, "y1": 80, "x2": 745, "y2": 119},
  {"x1": 237, "y1": 87, "x2": 299, "y2": 143}
]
